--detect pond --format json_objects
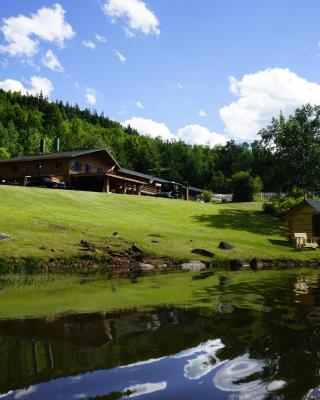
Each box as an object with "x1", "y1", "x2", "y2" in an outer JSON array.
[{"x1": 1, "y1": 270, "x2": 320, "y2": 399}]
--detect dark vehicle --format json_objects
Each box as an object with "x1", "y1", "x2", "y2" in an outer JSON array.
[{"x1": 159, "y1": 182, "x2": 183, "y2": 199}]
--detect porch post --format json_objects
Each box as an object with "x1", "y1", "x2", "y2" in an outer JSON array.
[
  {"x1": 123, "y1": 181, "x2": 127, "y2": 194},
  {"x1": 104, "y1": 176, "x2": 110, "y2": 193}
]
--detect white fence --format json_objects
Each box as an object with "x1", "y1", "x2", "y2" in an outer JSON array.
[
  {"x1": 212, "y1": 192, "x2": 280, "y2": 202},
  {"x1": 213, "y1": 193, "x2": 233, "y2": 202}
]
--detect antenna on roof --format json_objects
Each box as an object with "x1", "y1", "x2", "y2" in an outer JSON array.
[{"x1": 40, "y1": 138, "x2": 46, "y2": 154}]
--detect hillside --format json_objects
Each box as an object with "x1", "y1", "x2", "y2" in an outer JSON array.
[{"x1": 0, "y1": 186, "x2": 319, "y2": 265}]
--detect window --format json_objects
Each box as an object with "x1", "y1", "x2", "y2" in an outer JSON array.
[
  {"x1": 85, "y1": 164, "x2": 92, "y2": 173},
  {"x1": 55, "y1": 160, "x2": 62, "y2": 169},
  {"x1": 96, "y1": 166, "x2": 104, "y2": 174},
  {"x1": 71, "y1": 160, "x2": 83, "y2": 172},
  {"x1": 11, "y1": 165, "x2": 18, "y2": 172}
]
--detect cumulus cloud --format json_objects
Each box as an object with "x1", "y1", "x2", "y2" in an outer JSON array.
[
  {"x1": 82, "y1": 40, "x2": 95, "y2": 50},
  {"x1": 177, "y1": 125, "x2": 227, "y2": 146},
  {"x1": 134, "y1": 101, "x2": 144, "y2": 109},
  {"x1": 123, "y1": 117, "x2": 176, "y2": 141},
  {"x1": 0, "y1": 76, "x2": 53, "y2": 97},
  {"x1": 198, "y1": 110, "x2": 207, "y2": 118},
  {"x1": 0, "y1": 4, "x2": 75, "y2": 57},
  {"x1": 41, "y1": 49, "x2": 63, "y2": 72},
  {"x1": 85, "y1": 88, "x2": 97, "y2": 105},
  {"x1": 95, "y1": 34, "x2": 106, "y2": 42},
  {"x1": 123, "y1": 117, "x2": 227, "y2": 146},
  {"x1": 219, "y1": 67, "x2": 320, "y2": 141},
  {"x1": 103, "y1": 0, "x2": 160, "y2": 36},
  {"x1": 115, "y1": 49, "x2": 126, "y2": 63}
]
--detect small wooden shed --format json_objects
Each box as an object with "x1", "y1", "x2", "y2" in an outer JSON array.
[{"x1": 284, "y1": 199, "x2": 320, "y2": 241}]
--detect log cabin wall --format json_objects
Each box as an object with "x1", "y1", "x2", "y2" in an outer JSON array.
[
  {"x1": 284, "y1": 203, "x2": 315, "y2": 239},
  {"x1": 68, "y1": 153, "x2": 116, "y2": 175}
]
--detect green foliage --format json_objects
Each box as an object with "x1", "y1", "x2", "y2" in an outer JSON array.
[
  {"x1": 253, "y1": 176, "x2": 263, "y2": 194},
  {"x1": 0, "y1": 147, "x2": 10, "y2": 160},
  {"x1": 263, "y1": 196, "x2": 304, "y2": 218},
  {"x1": 201, "y1": 190, "x2": 213, "y2": 203},
  {"x1": 232, "y1": 171, "x2": 254, "y2": 202}
]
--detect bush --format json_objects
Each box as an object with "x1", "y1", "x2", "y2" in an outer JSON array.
[
  {"x1": 253, "y1": 176, "x2": 263, "y2": 195},
  {"x1": 263, "y1": 196, "x2": 304, "y2": 218},
  {"x1": 201, "y1": 190, "x2": 213, "y2": 203},
  {"x1": 232, "y1": 171, "x2": 254, "y2": 202}
]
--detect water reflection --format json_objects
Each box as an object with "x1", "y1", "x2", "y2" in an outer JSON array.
[{"x1": 2, "y1": 273, "x2": 320, "y2": 398}]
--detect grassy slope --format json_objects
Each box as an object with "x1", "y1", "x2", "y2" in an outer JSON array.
[{"x1": 1, "y1": 185, "x2": 319, "y2": 262}]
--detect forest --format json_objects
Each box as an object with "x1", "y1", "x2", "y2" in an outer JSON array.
[{"x1": 0, "y1": 89, "x2": 319, "y2": 193}]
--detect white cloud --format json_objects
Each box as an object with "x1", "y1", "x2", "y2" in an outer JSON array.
[
  {"x1": 95, "y1": 34, "x2": 106, "y2": 42},
  {"x1": 0, "y1": 76, "x2": 53, "y2": 97},
  {"x1": 219, "y1": 67, "x2": 320, "y2": 141},
  {"x1": 82, "y1": 40, "x2": 95, "y2": 50},
  {"x1": 198, "y1": 110, "x2": 207, "y2": 118},
  {"x1": 115, "y1": 49, "x2": 126, "y2": 63},
  {"x1": 41, "y1": 49, "x2": 63, "y2": 72},
  {"x1": 85, "y1": 88, "x2": 97, "y2": 105},
  {"x1": 103, "y1": 0, "x2": 160, "y2": 36},
  {"x1": 0, "y1": 4, "x2": 75, "y2": 58},
  {"x1": 123, "y1": 117, "x2": 227, "y2": 146},
  {"x1": 134, "y1": 101, "x2": 145, "y2": 109},
  {"x1": 123, "y1": 117, "x2": 176, "y2": 141},
  {"x1": 177, "y1": 83, "x2": 183, "y2": 89},
  {"x1": 177, "y1": 125, "x2": 227, "y2": 146},
  {"x1": 123, "y1": 26, "x2": 135, "y2": 38}
]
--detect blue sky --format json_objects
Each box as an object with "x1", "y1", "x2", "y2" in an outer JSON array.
[{"x1": 1, "y1": 0, "x2": 320, "y2": 145}]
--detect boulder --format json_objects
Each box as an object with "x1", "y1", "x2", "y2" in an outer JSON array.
[
  {"x1": 138, "y1": 263, "x2": 156, "y2": 272},
  {"x1": 250, "y1": 258, "x2": 264, "y2": 271},
  {"x1": 0, "y1": 233, "x2": 10, "y2": 240},
  {"x1": 230, "y1": 259, "x2": 250, "y2": 271},
  {"x1": 218, "y1": 242, "x2": 234, "y2": 250},
  {"x1": 191, "y1": 248, "x2": 215, "y2": 257},
  {"x1": 181, "y1": 261, "x2": 206, "y2": 272},
  {"x1": 130, "y1": 244, "x2": 143, "y2": 253}
]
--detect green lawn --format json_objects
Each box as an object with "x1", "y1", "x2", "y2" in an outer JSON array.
[{"x1": 0, "y1": 185, "x2": 318, "y2": 262}]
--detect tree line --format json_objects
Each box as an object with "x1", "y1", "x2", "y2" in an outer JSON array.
[{"x1": 0, "y1": 89, "x2": 318, "y2": 193}]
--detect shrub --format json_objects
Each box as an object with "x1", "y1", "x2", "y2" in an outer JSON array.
[
  {"x1": 201, "y1": 190, "x2": 213, "y2": 203},
  {"x1": 232, "y1": 171, "x2": 254, "y2": 202},
  {"x1": 263, "y1": 196, "x2": 304, "y2": 218}
]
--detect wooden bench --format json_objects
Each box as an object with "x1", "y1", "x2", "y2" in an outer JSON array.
[{"x1": 293, "y1": 233, "x2": 318, "y2": 250}]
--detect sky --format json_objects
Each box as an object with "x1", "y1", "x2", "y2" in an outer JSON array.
[{"x1": 1, "y1": 0, "x2": 320, "y2": 146}]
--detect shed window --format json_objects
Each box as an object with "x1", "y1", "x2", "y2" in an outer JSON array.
[
  {"x1": 313, "y1": 214, "x2": 320, "y2": 236},
  {"x1": 85, "y1": 164, "x2": 92, "y2": 173},
  {"x1": 71, "y1": 161, "x2": 83, "y2": 172}
]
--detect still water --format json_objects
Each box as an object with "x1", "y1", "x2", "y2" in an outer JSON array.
[{"x1": 1, "y1": 271, "x2": 320, "y2": 399}]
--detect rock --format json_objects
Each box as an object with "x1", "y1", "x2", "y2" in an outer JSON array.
[
  {"x1": 250, "y1": 258, "x2": 264, "y2": 271},
  {"x1": 151, "y1": 240, "x2": 159, "y2": 243},
  {"x1": 113, "y1": 232, "x2": 120, "y2": 238},
  {"x1": 181, "y1": 261, "x2": 206, "y2": 272},
  {"x1": 191, "y1": 248, "x2": 215, "y2": 257},
  {"x1": 138, "y1": 263, "x2": 155, "y2": 272},
  {"x1": 130, "y1": 244, "x2": 143, "y2": 253},
  {"x1": 230, "y1": 259, "x2": 250, "y2": 271},
  {"x1": 218, "y1": 241, "x2": 234, "y2": 250},
  {"x1": 0, "y1": 233, "x2": 10, "y2": 240}
]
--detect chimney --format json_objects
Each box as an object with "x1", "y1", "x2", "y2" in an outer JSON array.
[
  {"x1": 54, "y1": 137, "x2": 60, "y2": 152},
  {"x1": 40, "y1": 138, "x2": 46, "y2": 153}
]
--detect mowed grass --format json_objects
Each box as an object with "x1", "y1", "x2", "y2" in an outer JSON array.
[{"x1": 0, "y1": 185, "x2": 318, "y2": 261}]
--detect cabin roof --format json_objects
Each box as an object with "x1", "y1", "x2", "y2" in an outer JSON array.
[
  {"x1": 118, "y1": 168, "x2": 172, "y2": 184},
  {"x1": 305, "y1": 199, "x2": 320, "y2": 212},
  {"x1": 0, "y1": 148, "x2": 120, "y2": 166},
  {"x1": 285, "y1": 198, "x2": 320, "y2": 218}
]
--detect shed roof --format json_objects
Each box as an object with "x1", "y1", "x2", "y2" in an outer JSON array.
[
  {"x1": 0, "y1": 148, "x2": 120, "y2": 166},
  {"x1": 305, "y1": 199, "x2": 320, "y2": 212},
  {"x1": 285, "y1": 198, "x2": 320, "y2": 218}
]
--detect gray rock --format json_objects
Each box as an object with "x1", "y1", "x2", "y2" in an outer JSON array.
[
  {"x1": 230, "y1": 259, "x2": 250, "y2": 271},
  {"x1": 0, "y1": 233, "x2": 10, "y2": 240},
  {"x1": 191, "y1": 248, "x2": 215, "y2": 257},
  {"x1": 181, "y1": 261, "x2": 206, "y2": 272},
  {"x1": 218, "y1": 241, "x2": 234, "y2": 250},
  {"x1": 138, "y1": 263, "x2": 155, "y2": 272}
]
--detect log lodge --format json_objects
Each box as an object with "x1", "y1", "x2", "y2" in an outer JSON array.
[
  {"x1": 0, "y1": 148, "x2": 203, "y2": 200},
  {"x1": 284, "y1": 199, "x2": 320, "y2": 241}
]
